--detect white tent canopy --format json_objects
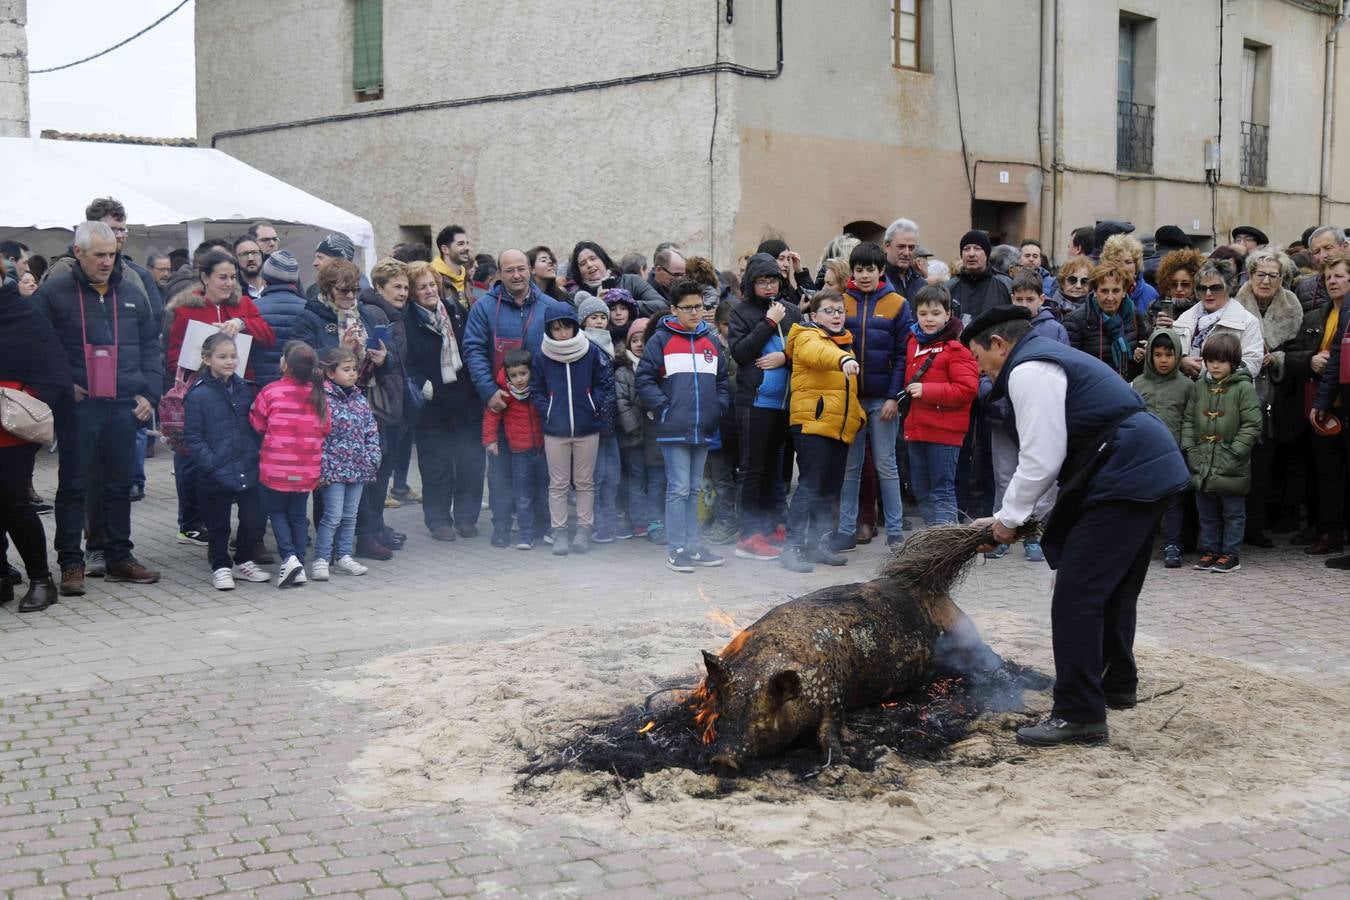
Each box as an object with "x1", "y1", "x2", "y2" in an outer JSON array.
[{"x1": 0, "y1": 137, "x2": 375, "y2": 268}]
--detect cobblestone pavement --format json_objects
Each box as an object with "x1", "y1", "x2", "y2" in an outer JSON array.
[{"x1": 2, "y1": 452, "x2": 1347, "y2": 898}]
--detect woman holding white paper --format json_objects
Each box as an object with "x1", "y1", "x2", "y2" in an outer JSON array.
[{"x1": 165, "y1": 250, "x2": 276, "y2": 382}]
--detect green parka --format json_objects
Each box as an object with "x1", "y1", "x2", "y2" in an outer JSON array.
[
  {"x1": 1130, "y1": 329, "x2": 1189, "y2": 446},
  {"x1": 1181, "y1": 365, "x2": 1262, "y2": 495}
]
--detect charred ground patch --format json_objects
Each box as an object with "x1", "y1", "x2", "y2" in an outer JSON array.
[{"x1": 515, "y1": 661, "x2": 1051, "y2": 793}]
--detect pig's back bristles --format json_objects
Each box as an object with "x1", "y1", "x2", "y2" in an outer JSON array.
[{"x1": 877, "y1": 524, "x2": 997, "y2": 596}]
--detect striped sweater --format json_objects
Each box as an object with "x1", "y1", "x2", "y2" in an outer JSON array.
[{"x1": 249, "y1": 376, "x2": 331, "y2": 492}]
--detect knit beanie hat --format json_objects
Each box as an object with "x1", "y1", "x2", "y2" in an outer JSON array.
[
  {"x1": 958, "y1": 230, "x2": 992, "y2": 258},
  {"x1": 574, "y1": 291, "x2": 609, "y2": 323},
  {"x1": 261, "y1": 250, "x2": 300, "y2": 286},
  {"x1": 315, "y1": 232, "x2": 355, "y2": 262},
  {"x1": 628, "y1": 317, "x2": 650, "y2": 344}
]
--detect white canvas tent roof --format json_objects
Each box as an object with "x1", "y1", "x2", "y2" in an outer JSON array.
[{"x1": 0, "y1": 137, "x2": 375, "y2": 267}]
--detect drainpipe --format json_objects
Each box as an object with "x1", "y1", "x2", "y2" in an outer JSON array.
[
  {"x1": 1319, "y1": 1, "x2": 1348, "y2": 224},
  {"x1": 1038, "y1": 0, "x2": 1057, "y2": 254}
]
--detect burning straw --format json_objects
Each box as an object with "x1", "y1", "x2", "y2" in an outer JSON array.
[{"x1": 878, "y1": 522, "x2": 1038, "y2": 598}]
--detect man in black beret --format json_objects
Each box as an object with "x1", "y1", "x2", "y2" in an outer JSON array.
[
  {"x1": 961, "y1": 305, "x2": 1189, "y2": 748},
  {"x1": 1144, "y1": 226, "x2": 1193, "y2": 287}
]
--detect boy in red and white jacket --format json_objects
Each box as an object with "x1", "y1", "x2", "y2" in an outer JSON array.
[
  {"x1": 482, "y1": 348, "x2": 547, "y2": 549},
  {"x1": 902, "y1": 285, "x2": 979, "y2": 526}
]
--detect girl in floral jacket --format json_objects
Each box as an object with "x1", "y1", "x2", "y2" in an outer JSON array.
[{"x1": 313, "y1": 347, "x2": 381, "y2": 581}]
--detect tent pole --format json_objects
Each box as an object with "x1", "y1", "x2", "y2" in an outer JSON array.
[{"x1": 187, "y1": 221, "x2": 204, "y2": 254}]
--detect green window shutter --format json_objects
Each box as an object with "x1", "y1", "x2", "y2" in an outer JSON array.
[{"x1": 353, "y1": 0, "x2": 383, "y2": 95}]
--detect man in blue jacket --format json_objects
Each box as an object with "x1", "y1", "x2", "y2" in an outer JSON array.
[
  {"x1": 34, "y1": 221, "x2": 164, "y2": 597},
  {"x1": 463, "y1": 249, "x2": 560, "y2": 546},
  {"x1": 964, "y1": 306, "x2": 1188, "y2": 749}
]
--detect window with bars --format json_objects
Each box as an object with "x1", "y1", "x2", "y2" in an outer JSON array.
[
  {"x1": 353, "y1": 0, "x2": 383, "y2": 101},
  {"x1": 891, "y1": 0, "x2": 919, "y2": 70},
  {"x1": 1240, "y1": 42, "x2": 1271, "y2": 187}
]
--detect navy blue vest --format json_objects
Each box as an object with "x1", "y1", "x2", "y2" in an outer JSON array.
[{"x1": 992, "y1": 334, "x2": 1189, "y2": 507}]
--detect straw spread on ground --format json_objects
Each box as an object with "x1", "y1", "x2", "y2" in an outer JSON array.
[{"x1": 322, "y1": 527, "x2": 1349, "y2": 861}]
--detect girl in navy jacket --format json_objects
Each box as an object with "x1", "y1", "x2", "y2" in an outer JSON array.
[
  {"x1": 530, "y1": 305, "x2": 613, "y2": 556},
  {"x1": 183, "y1": 332, "x2": 269, "y2": 591}
]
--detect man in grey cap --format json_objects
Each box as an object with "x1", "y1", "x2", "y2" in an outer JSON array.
[{"x1": 306, "y1": 232, "x2": 367, "y2": 299}]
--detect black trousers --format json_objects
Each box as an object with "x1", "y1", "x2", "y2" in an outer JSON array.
[
  {"x1": 0, "y1": 443, "x2": 49, "y2": 580},
  {"x1": 1311, "y1": 428, "x2": 1350, "y2": 533},
  {"x1": 356, "y1": 421, "x2": 401, "y2": 540},
  {"x1": 54, "y1": 399, "x2": 138, "y2": 569},
  {"x1": 785, "y1": 430, "x2": 848, "y2": 548},
  {"x1": 1048, "y1": 497, "x2": 1167, "y2": 723},
  {"x1": 200, "y1": 483, "x2": 263, "y2": 572},
  {"x1": 737, "y1": 406, "x2": 789, "y2": 537},
  {"x1": 415, "y1": 415, "x2": 485, "y2": 532}
]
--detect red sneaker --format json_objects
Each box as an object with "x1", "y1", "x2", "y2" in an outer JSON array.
[
  {"x1": 735, "y1": 533, "x2": 782, "y2": 561},
  {"x1": 770, "y1": 525, "x2": 787, "y2": 546}
]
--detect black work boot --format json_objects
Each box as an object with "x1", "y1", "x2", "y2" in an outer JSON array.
[{"x1": 1016, "y1": 717, "x2": 1108, "y2": 747}]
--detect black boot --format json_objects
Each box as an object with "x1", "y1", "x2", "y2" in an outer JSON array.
[
  {"x1": 0, "y1": 573, "x2": 12, "y2": 606},
  {"x1": 18, "y1": 577, "x2": 58, "y2": 613}
]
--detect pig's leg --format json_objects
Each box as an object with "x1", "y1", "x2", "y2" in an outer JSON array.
[
  {"x1": 934, "y1": 598, "x2": 1006, "y2": 676},
  {"x1": 816, "y1": 713, "x2": 845, "y2": 762}
]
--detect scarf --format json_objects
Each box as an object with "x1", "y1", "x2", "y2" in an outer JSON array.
[
  {"x1": 1192, "y1": 307, "x2": 1225, "y2": 355},
  {"x1": 325, "y1": 298, "x2": 368, "y2": 356},
  {"x1": 432, "y1": 256, "x2": 467, "y2": 298},
  {"x1": 509, "y1": 381, "x2": 530, "y2": 402},
  {"x1": 584, "y1": 327, "x2": 614, "y2": 358},
  {"x1": 1091, "y1": 294, "x2": 1135, "y2": 370},
  {"x1": 542, "y1": 331, "x2": 591, "y2": 363},
  {"x1": 909, "y1": 317, "x2": 962, "y2": 346},
  {"x1": 414, "y1": 301, "x2": 463, "y2": 383}
]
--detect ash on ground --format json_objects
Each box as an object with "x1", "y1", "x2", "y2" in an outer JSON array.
[{"x1": 516, "y1": 661, "x2": 1051, "y2": 793}]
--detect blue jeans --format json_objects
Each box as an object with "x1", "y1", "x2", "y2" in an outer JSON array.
[
  {"x1": 509, "y1": 447, "x2": 549, "y2": 541},
  {"x1": 661, "y1": 442, "x2": 710, "y2": 553},
  {"x1": 839, "y1": 397, "x2": 904, "y2": 538},
  {"x1": 262, "y1": 485, "x2": 311, "y2": 563},
  {"x1": 315, "y1": 482, "x2": 363, "y2": 561},
  {"x1": 487, "y1": 421, "x2": 515, "y2": 535},
  {"x1": 620, "y1": 444, "x2": 652, "y2": 527},
  {"x1": 595, "y1": 435, "x2": 621, "y2": 532},
  {"x1": 133, "y1": 426, "x2": 148, "y2": 489},
  {"x1": 1196, "y1": 490, "x2": 1246, "y2": 557},
  {"x1": 908, "y1": 441, "x2": 961, "y2": 526}
]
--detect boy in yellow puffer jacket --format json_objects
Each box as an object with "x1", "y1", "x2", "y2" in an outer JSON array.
[{"x1": 779, "y1": 289, "x2": 867, "y2": 573}]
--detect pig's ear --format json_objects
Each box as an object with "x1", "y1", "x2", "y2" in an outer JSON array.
[
  {"x1": 702, "y1": 650, "x2": 730, "y2": 692},
  {"x1": 768, "y1": 670, "x2": 802, "y2": 707}
]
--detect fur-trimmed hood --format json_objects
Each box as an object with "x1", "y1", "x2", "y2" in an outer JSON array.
[
  {"x1": 165, "y1": 284, "x2": 242, "y2": 313},
  {"x1": 1235, "y1": 281, "x2": 1302, "y2": 353}
]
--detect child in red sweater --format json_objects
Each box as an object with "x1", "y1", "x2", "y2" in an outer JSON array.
[
  {"x1": 902, "y1": 285, "x2": 979, "y2": 526},
  {"x1": 482, "y1": 348, "x2": 546, "y2": 549},
  {"x1": 249, "y1": 341, "x2": 330, "y2": 586}
]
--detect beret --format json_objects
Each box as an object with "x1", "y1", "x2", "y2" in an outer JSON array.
[{"x1": 960, "y1": 304, "x2": 1032, "y2": 347}]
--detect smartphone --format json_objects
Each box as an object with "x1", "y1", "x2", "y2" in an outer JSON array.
[
  {"x1": 1156, "y1": 300, "x2": 1175, "y2": 320},
  {"x1": 366, "y1": 324, "x2": 392, "y2": 349}
]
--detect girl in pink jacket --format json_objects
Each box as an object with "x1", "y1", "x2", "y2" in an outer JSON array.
[{"x1": 250, "y1": 341, "x2": 330, "y2": 587}]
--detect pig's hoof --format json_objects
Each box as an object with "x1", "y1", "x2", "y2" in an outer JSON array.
[{"x1": 710, "y1": 753, "x2": 741, "y2": 775}]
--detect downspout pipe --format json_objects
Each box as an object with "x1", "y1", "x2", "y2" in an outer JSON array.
[{"x1": 1319, "y1": 0, "x2": 1348, "y2": 223}]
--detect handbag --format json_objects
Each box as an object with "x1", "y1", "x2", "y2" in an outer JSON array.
[
  {"x1": 0, "y1": 385, "x2": 55, "y2": 445},
  {"x1": 78, "y1": 285, "x2": 119, "y2": 399},
  {"x1": 895, "y1": 351, "x2": 939, "y2": 422}
]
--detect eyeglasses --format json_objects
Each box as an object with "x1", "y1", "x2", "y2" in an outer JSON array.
[
  {"x1": 659, "y1": 266, "x2": 686, "y2": 278},
  {"x1": 1197, "y1": 284, "x2": 1226, "y2": 294},
  {"x1": 674, "y1": 304, "x2": 703, "y2": 313},
  {"x1": 237, "y1": 250, "x2": 262, "y2": 259},
  {"x1": 816, "y1": 306, "x2": 846, "y2": 316},
  {"x1": 1065, "y1": 276, "x2": 1089, "y2": 286},
  {"x1": 753, "y1": 278, "x2": 779, "y2": 288},
  {"x1": 334, "y1": 286, "x2": 359, "y2": 296},
  {"x1": 256, "y1": 236, "x2": 279, "y2": 245},
  {"x1": 1252, "y1": 271, "x2": 1281, "y2": 281}
]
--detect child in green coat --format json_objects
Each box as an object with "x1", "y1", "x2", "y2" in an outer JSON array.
[
  {"x1": 1131, "y1": 329, "x2": 1191, "y2": 567},
  {"x1": 1181, "y1": 333, "x2": 1262, "y2": 574}
]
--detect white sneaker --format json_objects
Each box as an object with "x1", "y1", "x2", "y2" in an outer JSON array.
[
  {"x1": 277, "y1": 556, "x2": 302, "y2": 587},
  {"x1": 293, "y1": 565, "x2": 308, "y2": 585},
  {"x1": 332, "y1": 555, "x2": 368, "y2": 576},
  {"x1": 310, "y1": 558, "x2": 330, "y2": 581},
  {"x1": 231, "y1": 561, "x2": 271, "y2": 583},
  {"x1": 212, "y1": 567, "x2": 235, "y2": 591}
]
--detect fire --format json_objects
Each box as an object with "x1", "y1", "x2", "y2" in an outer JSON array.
[
  {"x1": 686, "y1": 682, "x2": 720, "y2": 745},
  {"x1": 697, "y1": 586, "x2": 743, "y2": 636},
  {"x1": 685, "y1": 589, "x2": 751, "y2": 746},
  {"x1": 719, "y1": 628, "x2": 751, "y2": 659},
  {"x1": 637, "y1": 721, "x2": 655, "y2": 734}
]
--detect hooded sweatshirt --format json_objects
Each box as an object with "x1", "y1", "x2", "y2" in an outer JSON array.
[
  {"x1": 1130, "y1": 329, "x2": 1190, "y2": 446},
  {"x1": 728, "y1": 253, "x2": 801, "y2": 409}
]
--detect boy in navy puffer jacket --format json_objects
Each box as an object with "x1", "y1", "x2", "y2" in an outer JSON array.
[
  {"x1": 531, "y1": 305, "x2": 613, "y2": 556},
  {"x1": 313, "y1": 348, "x2": 381, "y2": 581},
  {"x1": 636, "y1": 279, "x2": 731, "y2": 573}
]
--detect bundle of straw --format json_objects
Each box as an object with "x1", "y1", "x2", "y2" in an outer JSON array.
[{"x1": 877, "y1": 521, "x2": 1039, "y2": 598}]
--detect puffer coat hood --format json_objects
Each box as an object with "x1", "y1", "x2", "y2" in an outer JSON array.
[{"x1": 1130, "y1": 329, "x2": 1189, "y2": 445}]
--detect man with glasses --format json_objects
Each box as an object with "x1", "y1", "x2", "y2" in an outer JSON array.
[
  {"x1": 1296, "y1": 226, "x2": 1350, "y2": 309},
  {"x1": 233, "y1": 236, "x2": 266, "y2": 299},
  {"x1": 146, "y1": 253, "x2": 174, "y2": 291},
  {"x1": 648, "y1": 246, "x2": 686, "y2": 302},
  {"x1": 248, "y1": 222, "x2": 281, "y2": 256}
]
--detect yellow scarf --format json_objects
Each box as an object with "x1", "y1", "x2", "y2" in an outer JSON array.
[{"x1": 432, "y1": 256, "x2": 467, "y2": 297}]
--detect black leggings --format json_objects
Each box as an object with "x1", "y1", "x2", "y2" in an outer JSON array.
[{"x1": 0, "y1": 443, "x2": 49, "y2": 580}]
